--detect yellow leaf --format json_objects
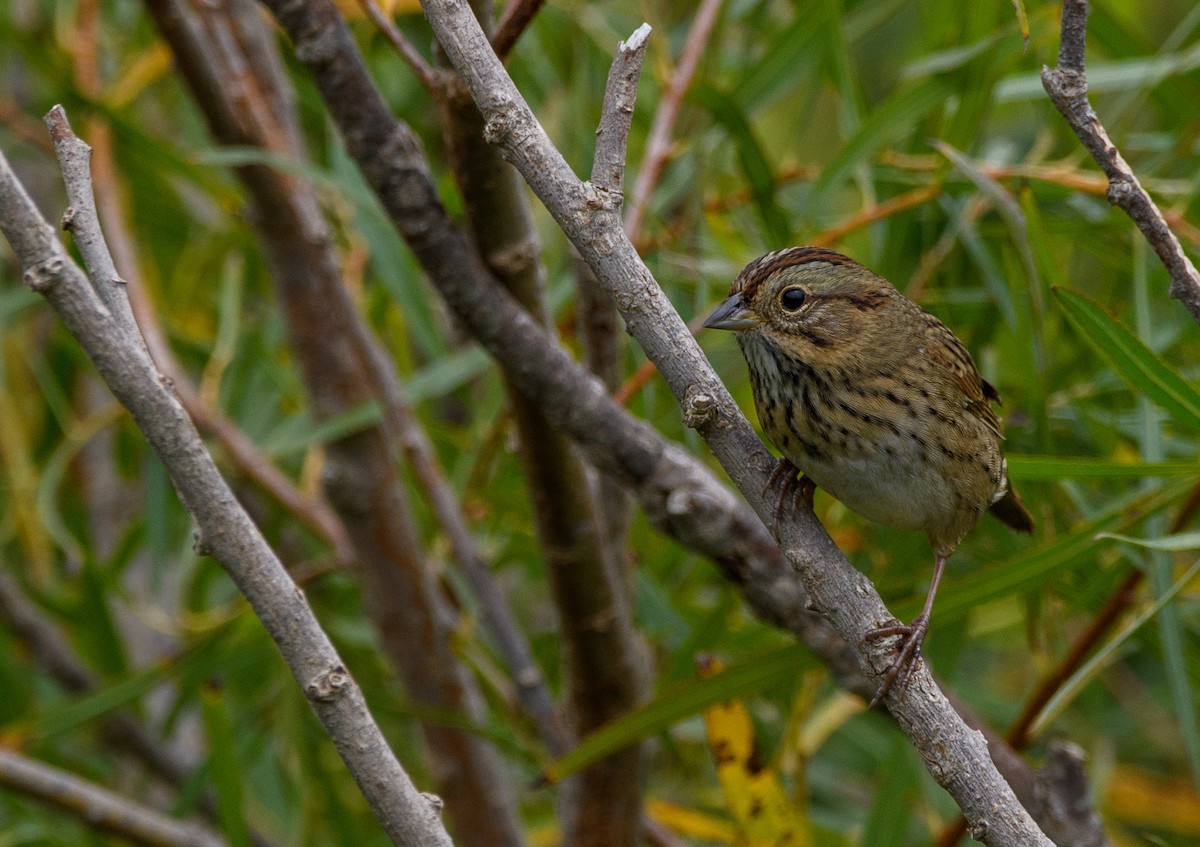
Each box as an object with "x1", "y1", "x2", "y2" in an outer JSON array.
[
  {"x1": 108, "y1": 43, "x2": 173, "y2": 108},
  {"x1": 1105, "y1": 764, "x2": 1200, "y2": 835},
  {"x1": 646, "y1": 798, "x2": 736, "y2": 843},
  {"x1": 335, "y1": 0, "x2": 424, "y2": 19},
  {"x1": 698, "y1": 656, "x2": 812, "y2": 847}
]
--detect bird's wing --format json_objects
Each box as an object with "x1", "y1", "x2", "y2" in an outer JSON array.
[{"x1": 922, "y1": 317, "x2": 1003, "y2": 438}]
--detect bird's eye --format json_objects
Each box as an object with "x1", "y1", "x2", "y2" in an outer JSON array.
[{"x1": 779, "y1": 287, "x2": 807, "y2": 311}]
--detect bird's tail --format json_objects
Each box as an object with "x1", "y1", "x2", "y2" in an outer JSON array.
[{"x1": 989, "y1": 483, "x2": 1034, "y2": 533}]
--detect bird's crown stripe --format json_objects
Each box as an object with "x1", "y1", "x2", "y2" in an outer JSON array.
[{"x1": 735, "y1": 246, "x2": 861, "y2": 297}]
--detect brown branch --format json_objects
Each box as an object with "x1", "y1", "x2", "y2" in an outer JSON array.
[
  {"x1": 0, "y1": 127, "x2": 451, "y2": 847},
  {"x1": 490, "y1": 0, "x2": 544, "y2": 62},
  {"x1": 434, "y1": 11, "x2": 648, "y2": 841},
  {"x1": 624, "y1": 0, "x2": 723, "y2": 240},
  {"x1": 0, "y1": 748, "x2": 225, "y2": 847},
  {"x1": 218, "y1": 0, "x2": 566, "y2": 761},
  {"x1": 357, "y1": 0, "x2": 437, "y2": 91},
  {"x1": 415, "y1": 5, "x2": 1055, "y2": 843},
  {"x1": 1042, "y1": 0, "x2": 1200, "y2": 323},
  {"x1": 144, "y1": 1, "x2": 520, "y2": 842}
]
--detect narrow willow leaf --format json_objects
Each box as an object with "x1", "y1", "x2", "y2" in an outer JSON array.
[
  {"x1": 1006, "y1": 455, "x2": 1198, "y2": 480},
  {"x1": 1032, "y1": 554, "x2": 1200, "y2": 735},
  {"x1": 923, "y1": 480, "x2": 1189, "y2": 623},
  {"x1": 691, "y1": 84, "x2": 792, "y2": 245},
  {"x1": 811, "y1": 79, "x2": 951, "y2": 204},
  {"x1": 1097, "y1": 531, "x2": 1200, "y2": 552},
  {"x1": 541, "y1": 643, "x2": 811, "y2": 784},
  {"x1": 1055, "y1": 288, "x2": 1200, "y2": 432},
  {"x1": 201, "y1": 683, "x2": 251, "y2": 847}
]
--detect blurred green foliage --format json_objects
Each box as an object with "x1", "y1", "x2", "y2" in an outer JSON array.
[{"x1": 1, "y1": 0, "x2": 1199, "y2": 844}]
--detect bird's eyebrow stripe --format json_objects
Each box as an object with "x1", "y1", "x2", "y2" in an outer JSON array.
[{"x1": 814, "y1": 290, "x2": 889, "y2": 311}]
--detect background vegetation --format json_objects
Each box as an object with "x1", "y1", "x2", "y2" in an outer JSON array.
[{"x1": 1, "y1": 0, "x2": 1198, "y2": 844}]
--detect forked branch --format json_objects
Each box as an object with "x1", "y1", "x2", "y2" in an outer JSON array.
[
  {"x1": 1042, "y1": 0, "x2": 1200, "y2": 323},
  {"x1": 0, "y1": 115, "x2": 451, "y2": 847},
  {"x1": 416, "y1": 3, "x2": 1053, "y2": 844}
]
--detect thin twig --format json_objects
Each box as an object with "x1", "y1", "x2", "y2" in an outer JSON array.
[
  {"x1": 416, "y1": 4, "x2": 1055, "y2": 843},
  {"x1": 82, "y1": 85, "x2": 354, "y2": 567},
  {"x1": 0, "y1": 748, "x2": 225, "y2": 847},
  {"x1": 625, "y1": 0, "x2": 723, "y2": 239},
  {"x1": 580, "y1": 24, "x2": 652, "y2": 565},
  {"x1": 1042, "y1": 0, "x2": 1200, "y2": 323},
  {"x1": 491, "y1": 0, "x2": 544, "y2": 62},
  {"x1": 45, "y1": 109, "x2": 144, "y2": 348},
  {"x1": 357, "y1": 0, "x2": 437, "y2": 91}
]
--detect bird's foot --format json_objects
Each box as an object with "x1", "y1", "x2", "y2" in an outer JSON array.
[
  {"x1": 863, "y1": 613, "x2": 930, "y2": 708},
  {"x1": 764, "y1": 458, "x2": 816, "y2": 538}
]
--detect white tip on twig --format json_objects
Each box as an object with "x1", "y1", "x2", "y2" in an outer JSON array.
[{"x1": 623, "y1": 23, "x2": 652, "y2": 52}]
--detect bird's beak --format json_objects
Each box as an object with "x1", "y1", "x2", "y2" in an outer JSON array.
[{"x1": 703, "y1": 294, "x2": 759, "y2": 331}]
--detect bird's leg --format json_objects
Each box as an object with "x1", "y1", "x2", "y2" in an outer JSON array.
[
  {"x1": 864, "y1": 551, "x2": 948, "y2": 707},
  {"x1": 763, "y1": 458, "x2": 816, "y2": 538}
]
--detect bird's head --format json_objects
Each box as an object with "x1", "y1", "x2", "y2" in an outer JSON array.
[{"x1": 704, "y1": 247, "x2": 900, "y2": 366}]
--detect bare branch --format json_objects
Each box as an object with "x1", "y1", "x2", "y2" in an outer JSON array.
[
  {"x1": 582, "y1": 22, "x2": 649, "y2": 559},
  {"x1": 0, "y1": 139, "x2": 451, "y2": 847},
  {"x1": 357, "y1": 0, "x2": 437, "y2": 91},
  {"x1": 78, "y1": 83, "x2": 354, "y2": 566},
  {"x1": 44, "y1": 107, "x2": 145, "y2": 347},
  {"x1": 0, "y1": 748, "x2": 225, "y2": 847},
  {"x1": 491, "y1": 0, "x2": 544, "y2": 62},
  {"x1": 433, "y1": 6, "x2": 649, "y2": 837},
  {"x1": 591, "y1": 24, "x2": 649, "y2": 196},
  {"x1": 1042, "y1": 0, "x2": 1200, "y2": 323},
  {"x1": 415, "y1": 4, "x2": 1055, "y2": 843}
]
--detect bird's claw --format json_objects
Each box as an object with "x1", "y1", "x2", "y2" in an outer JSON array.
[
  {"x1": 864, "y1": 613, "x2": 930, "y2": 708},
  {"x1": 764, "y1": 459, "x2": 815, "y2": 538}
]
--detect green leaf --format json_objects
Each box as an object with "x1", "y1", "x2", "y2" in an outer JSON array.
[
  {"x1": 1032, "y1": 553, "x2": 1200, "y2": 735},
  {"x1": 263, "y1": 400, "x2": 383, "y2": 456},
  {"x1": 541, "y1": 643, "x2": 812, "y2": 784},
  {"x1": 201, "y1": 682, "x2": 251, "y2": 847},
  {"x1": 862, "y1": 736, "x2": 918, "y2": 847},
  {"x1": 1005, "y1": 455, "x2": 1199, "y2": 480},
  {"x1": 30, "y1": 656, "x2": 177, "y2": 741},
  {"x1": 691, "y1": 83, "x2": 792, "y2": 245},
  {"x1": 810, "y1": 78, "x2": 951, "y2": 204},
  {"x1": 1097, "y1": 531, "x2": 1200, "y2": 552},
  {"x1": 919, "y1": 480, "x2": 1190, "y2": 623},
  {"x1": 1054, "y1": 288, "x2": 1200, "y2": 432}
]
